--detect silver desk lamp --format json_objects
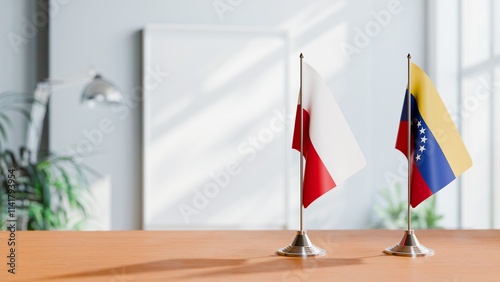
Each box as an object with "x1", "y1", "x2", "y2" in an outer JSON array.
[{"x1": 26, "y1": 70, "x2": 122, "y2": 161}]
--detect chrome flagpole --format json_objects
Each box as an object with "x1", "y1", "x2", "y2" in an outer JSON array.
[
  {"x1": 277, "y1": 53, "x2": 325, "y2": 257},
  {"x1": 300, "y1": 52, "x2": 304, "y2": 233},
  {"x1": 407, "y1": 53, "x2": 412, "y2": 234},
  {"x1": 383, "y1": 54, "x2": 434, "y2": 257}
]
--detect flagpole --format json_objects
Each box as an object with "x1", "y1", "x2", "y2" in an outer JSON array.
[
  {"x1": 277, "y1": 53, "x2": 325, "y2": 257},
  {"x1": 383, "y1": 53, "x2": 434, "y2": 257},
  {"x1": 299, "y1": 53, "x2": 304, "y2": 232},
  {"x1": 406, "y1": 53, "x2": 412, "y2": 232}
]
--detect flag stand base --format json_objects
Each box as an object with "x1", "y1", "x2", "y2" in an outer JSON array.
[
  {"x1": 383, "y1": 230, "x2": 434, "y2": 257},
  {"x1": 277, "y1": 230, "x2": 326, "y2": 257}
]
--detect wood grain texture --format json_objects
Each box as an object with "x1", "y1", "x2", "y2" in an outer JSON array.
[{"x1": 0, "y1": 230, "x2": 499, "y2": 281}]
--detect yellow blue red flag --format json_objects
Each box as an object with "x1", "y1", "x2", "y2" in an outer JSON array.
[{"x1": 395, "y1": 63, "x2": 472, "y2": 208}]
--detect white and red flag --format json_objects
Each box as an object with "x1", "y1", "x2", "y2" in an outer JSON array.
[{"x1": 292, "y1": 62, "x2": 366, "y2": 208}]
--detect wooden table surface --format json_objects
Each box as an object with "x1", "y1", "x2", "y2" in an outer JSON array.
[{"x1": 0, "y1": 230, "x2": 499, "y2": 281}]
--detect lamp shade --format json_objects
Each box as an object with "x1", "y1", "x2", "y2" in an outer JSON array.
[{"x1": 81, "y1": 74, "x2": 122, "y2": 105}]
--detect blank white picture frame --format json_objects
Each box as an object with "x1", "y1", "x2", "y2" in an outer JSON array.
[{"x1": 142, "y1": 24, "x2": 291, "y2": 229}]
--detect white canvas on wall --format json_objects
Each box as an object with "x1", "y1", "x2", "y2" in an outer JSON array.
[{"x1": 142, "y1": 24, "x2": 291, "y2": 229}]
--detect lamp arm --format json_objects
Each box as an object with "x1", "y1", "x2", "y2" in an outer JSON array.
[
  {"x1": 43, "y1": 68, "x2": 96, "y2": 89},
  {"x1": 25, "y1": 68, "x2": 96, "y2": 160},
  {"x1": 25, "y1": 82, "x2": 51, "y2": 162}
]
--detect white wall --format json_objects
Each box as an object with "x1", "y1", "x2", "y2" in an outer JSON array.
[
  {"x1": 49, "y1": 0, "x2": 426, "y2": 230},
  {"x1": 0, "y1": 0, "x2": 38, "y2": 150}
]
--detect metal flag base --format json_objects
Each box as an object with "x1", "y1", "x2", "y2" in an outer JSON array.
[
  {"x1": 277, "y1": 230, "x2": 326, "y2": 257},
  {"x1": 383, "y1": 230, "x2": 434, "y2": 257}
]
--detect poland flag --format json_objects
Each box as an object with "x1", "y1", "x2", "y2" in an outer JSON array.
[{"x1": 292, "y1": 62, "x2": 366, "y2": 208}]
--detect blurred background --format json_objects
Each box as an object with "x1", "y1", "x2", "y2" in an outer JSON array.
[{"x1": 0, "y1": 0, "x2": 498, "y2": 230}]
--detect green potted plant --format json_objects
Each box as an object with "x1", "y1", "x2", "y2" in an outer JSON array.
[
  {"x1": 373, "y1": 181, "x2": 444, "y2": 229},
  {"x1": 0, "y1": 92, "x2": 94, "y2": 230}
]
